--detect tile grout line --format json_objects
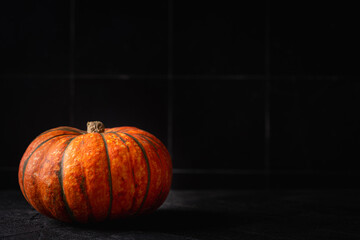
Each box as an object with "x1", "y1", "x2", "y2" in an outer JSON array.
[
  {"x1": 264, "y1": 1, "x2": 271, "y2": 187},
  {"x1": 69, "y1": 0, "x2": 75, "y2": 126},
  {"x1": 167, "y1": 0, "x2": 174, "y2": 156},
  {"x1": 0, "y1": 74, "x2": 348, "y2": 80}
]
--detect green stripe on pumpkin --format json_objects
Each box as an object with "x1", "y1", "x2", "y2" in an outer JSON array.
[
  {"x1": 121, "y1": 132, "x2": 151, "y2": 215},
  {"x1": 111, "y1": 132, "x2": 127, "y2": 145},
  {"x1": 110, "y1": 132, "x2": 137, "y2": 211},
  {"x1": 58, "y1": 137, "x2": 77, "y2": 222},
  {"x1": 22, "y1": 134, "x2": 70, "y2": 203},
  {"x1": 38, "y1": 127, "x2": 84, "y2": 137},
  {"x1": 137, "y1": 134, "x2": 165, "y2": 210},
  {"x1": 137, "y1": 134, "x2": 158, "y2": 151},
  {"x1": 100, "y1": 133, "x2": 113, "y2": 219}
]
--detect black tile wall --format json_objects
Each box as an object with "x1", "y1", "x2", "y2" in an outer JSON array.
[
  {"x1": 73, "y1": 78, "x2": 168, "y2": 145},
  {"x1": 74, "y1": 1, "x2": 168, "y2": 75},
  {"x1": 0, "y1": 79, "x2": 70, "y2": 167},
  {"x1": 173, "y1": 1, "x2": 266, "y2": 75},
  {"x1": 1, "y1": 1, "x2": 360, "y2": 189},
  {"x1": 269, "y1": 1, "x2": 360, "y2": 76},
  {"x1": 270, "y1": 78, "x2": 360, "y2": 172},
  {"x1": 0, "y1": 1, "x2": 70, "y2": 74},
  {"x1": 172, "y1": 79, "x2": 265, "y2": 169}
]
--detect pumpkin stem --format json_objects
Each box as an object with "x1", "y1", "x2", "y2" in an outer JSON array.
[{"x1": 87, "y1": 121, "x2": 105, "y2": 133}]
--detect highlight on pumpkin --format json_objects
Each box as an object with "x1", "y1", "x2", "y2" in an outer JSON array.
[{"x1": 18, "y1": 122, "x2": 172, "y2": 223}]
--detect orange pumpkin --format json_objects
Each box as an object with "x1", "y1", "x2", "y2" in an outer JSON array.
[{"x1": 18, "y1": 121, "x2": 172, "y2": 223}]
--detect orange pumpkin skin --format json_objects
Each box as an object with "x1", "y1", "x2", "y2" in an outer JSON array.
[{"x1": 18, "y1": 125, "x2": 172, "y2": 223}]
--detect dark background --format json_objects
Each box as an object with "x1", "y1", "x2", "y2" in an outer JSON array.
[{"x1": 1, "y1": 1, "x2": 359, "y2": 190}]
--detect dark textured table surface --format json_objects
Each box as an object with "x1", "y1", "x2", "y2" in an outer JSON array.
[{"x1": 1, "y1": 189, "x2": 360, "y2": 240}]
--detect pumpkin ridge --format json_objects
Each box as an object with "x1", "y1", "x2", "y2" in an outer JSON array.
[
  {"x1": 58, "y1": 137, "x2": 78, "y2": 222},
  {"x1": 100, "y1": 133, "x2": 113, "y2": 219},
  {"x1": 110, "y1": 132, "x2": 127, "y2": 146},
  {"x1": 137, "y1": 134, "x2": 158, "y2": 150},
  {"x1": 132, "y1": 132, "x2": 171, "y2": 210},
  {"x1": 136, "y1": 134, "x2": 165, "y2": 212},
  {"x1": 137, "y1": 132, "x2": 161, "y2": 145},
  {"x1": 77, "y1": 139, "x2": 94, "y2": 222},
  {"x1": 119, "y1": 129, "x2": 163, "y2": 147},
  {"x1": 37, "y1": 136, "x2": 74, "y2": 222},
  {"x1": 34, "y1": 138, "x2": 69, "y2": 219},
  {"x1": 139, "y1": 134, "x2": 171, "y2": 202},
  {"x1": 111, "y1": 132, "x2": 137, "y2": 214},
  {"x1": 22, "y1": 134, "x2": 71, "y2": 202},
  {"x1": 38, "y1": 127, "x2": 84, "y2": 137},
  {"x1": 121, "y1": 132, "x2": 151, "y2": 215}
]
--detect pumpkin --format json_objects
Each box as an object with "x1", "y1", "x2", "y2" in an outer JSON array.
[{"x1": 18, "y1": 121, "x2": 172, "y2": 223}]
